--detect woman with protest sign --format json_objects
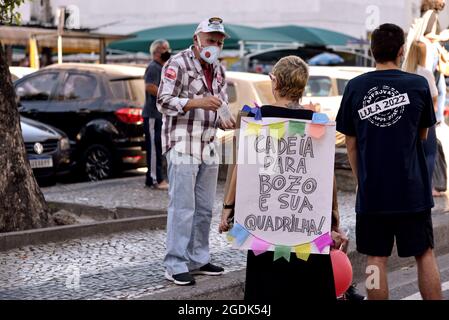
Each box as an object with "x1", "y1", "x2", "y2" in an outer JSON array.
[{"x1": 219, "y1": 56, "x2": 350, "y2": 301}]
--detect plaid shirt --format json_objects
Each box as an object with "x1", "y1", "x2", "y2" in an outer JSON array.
[{"x1": 157, "y1": 46, "x2": 228, "y2": 160}]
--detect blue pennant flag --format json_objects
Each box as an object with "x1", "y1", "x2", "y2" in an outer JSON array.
[
  {"x1": 228, "y1": 223, "x2": 250, "y2": 246},
  {"x1": 242, "y1": 105, "x2": 262, "y2": 121},
  {"x1": 312, "y1": 113, "x2": 329, "y2": 124}
]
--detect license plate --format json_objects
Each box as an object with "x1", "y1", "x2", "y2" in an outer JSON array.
[{"x1": 30, "y1": 158, "x2": 53, "y2": 169}]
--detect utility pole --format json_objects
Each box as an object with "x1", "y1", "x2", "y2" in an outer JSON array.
[{"x1": 56, "y1": 6, "x2": 65, "y2": 64}]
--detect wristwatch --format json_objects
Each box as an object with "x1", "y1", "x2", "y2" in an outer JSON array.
[{"x1": 223, "y1": 203, "x2": 235, "y2": 209}]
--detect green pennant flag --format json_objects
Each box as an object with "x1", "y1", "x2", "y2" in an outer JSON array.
[
  {"x1": 274, "y1": 245, "x2": 291, "y2": 262},
  {"x1": 288, "y1": 121, "x2": 306, "y2": 136}
]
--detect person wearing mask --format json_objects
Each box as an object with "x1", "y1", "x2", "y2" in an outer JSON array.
[
  {"x1": 143, "y1": 39, "x2": 171, "y2": 190},
  {"x1": 157, "y1": 17, "x2": 235, "y2": 286}
]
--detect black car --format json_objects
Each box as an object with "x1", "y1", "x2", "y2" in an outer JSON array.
[
  {"x1": 15, "y1": 63, "x2": 147, "y2": 181},
  {"x1": 21, "y1": 116, "x2": 71, "y2": 184}
]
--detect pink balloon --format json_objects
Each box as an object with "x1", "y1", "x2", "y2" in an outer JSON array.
[{"x1": 330, "y1": 249, "x2": 353, "y2": 297}]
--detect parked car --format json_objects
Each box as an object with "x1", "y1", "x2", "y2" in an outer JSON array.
[
  {"x1": 222, "y1": 68, "x2": 373, "y2": 148},
  {"x1": 226, "y1": 67, "x2": 374, "y2": 119},
  {"x1": 15, "y1": 63, "x2": 146, "y2": 181},
  {"x1": 21, "y1": 116, "x2": 71, "y2": 184},
  {"x1": 9, "y1": 66, "x2": 37, "y2": 82}
]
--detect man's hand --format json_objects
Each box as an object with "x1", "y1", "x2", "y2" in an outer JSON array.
[
  {"x1": 197, "y1": 96, "x2": 222, "y2": 111},
  {"x1": 184, "y1": 96, "x2": 222, "y2": 113}
]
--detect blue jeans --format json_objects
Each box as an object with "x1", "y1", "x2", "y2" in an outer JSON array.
[
  {"x1": 164, "y1": 148, "x2": 219, "y2": 275},
  {"x1": 143, "y1": 117, "x2": 164, "y2": 186}
]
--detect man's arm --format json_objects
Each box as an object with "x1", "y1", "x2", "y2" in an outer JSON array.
[
  {"x1": 419, "y1": 128, "x2": 429, "y2": 140},
  {"x1": 146, "y1": 83, "x2": 158, "y2": 97},
  {"x1": 345, "y1": 135, "x2": 358, "y2": 180}
]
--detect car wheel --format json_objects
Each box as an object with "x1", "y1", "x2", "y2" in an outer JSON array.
[{"x1": 81, "y1": 144, "x2": 115, "y2": 181}]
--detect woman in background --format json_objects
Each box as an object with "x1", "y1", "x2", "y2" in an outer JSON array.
[{"x1": 404, "y1": 40, "x2": 440, "y2": 195}]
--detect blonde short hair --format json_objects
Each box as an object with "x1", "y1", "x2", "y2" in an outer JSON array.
[{"x1": 272, "y1": 56, "x2": 309, "y2": 101}]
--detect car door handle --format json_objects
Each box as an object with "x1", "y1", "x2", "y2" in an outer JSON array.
[
  {"x1": 29, "y1": 109, "x2": 38, "y2": 113},
  {"x1": 79, "y1": 108, "x2": 91, "y2": 114}
]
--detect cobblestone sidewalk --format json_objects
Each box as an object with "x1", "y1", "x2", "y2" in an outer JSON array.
[{"x1": 1, "y1": 176, "x2": 448, "y2": 299}]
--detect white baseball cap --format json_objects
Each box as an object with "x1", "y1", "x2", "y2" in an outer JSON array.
[{"x1": 194, "y1": 17, "x2": 230, "y2": 38}]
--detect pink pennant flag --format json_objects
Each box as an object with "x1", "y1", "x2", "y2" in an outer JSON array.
[
  {"x1": 308, "y1": 124, "x2": 326, "y2": 139},
  {"x1": 313, "y1": 232, "x2": 333, "y2": 253},
  {"x1": 251, "y1": 237, "x2": 271, "y2": 256}
]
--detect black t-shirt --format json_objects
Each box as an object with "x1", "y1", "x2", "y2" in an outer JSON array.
[
  {"x1": 336, "y1": 69, "x2": 436, "y2": 214},
  {"x1": 254, "y1": 105, "x2": 314, "y2": 120},
  {"x1": 143, "y1": 61, "x2": 162, "y2": 119}
]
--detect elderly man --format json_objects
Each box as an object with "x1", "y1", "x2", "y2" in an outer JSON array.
[
  {"x1": 143, "y1": 39, "x2": 171, "y2": 190},
  {"x1": 157, "y1": 17, "x2": 235, "y2": 286}
]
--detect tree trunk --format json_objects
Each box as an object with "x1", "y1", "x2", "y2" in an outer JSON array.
[{"x1": 0, "y1": 43, "x2": 50, "y2": 232}]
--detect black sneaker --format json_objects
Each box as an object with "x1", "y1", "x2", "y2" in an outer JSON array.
[
  {"x1": 343, "y1": 284, "x2": 365, "y2": 301},
  {"x1": 191, "y1": 263, "x2": 224, "y2": 276},
  {"x1": 165, "y1": 271, "x2": 195, "y2": 286}
]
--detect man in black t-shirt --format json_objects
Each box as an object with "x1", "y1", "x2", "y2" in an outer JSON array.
[
  {"x1": 143, "y1": 39, "x2": 171, "y2": 190},
  {"x1": 336, "y1": 24, "x2": 442, "y2": 300}
]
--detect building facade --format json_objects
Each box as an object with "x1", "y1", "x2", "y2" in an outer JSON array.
[{"x1": 17, "y1": 0, "x2": 449, "y2": 39}]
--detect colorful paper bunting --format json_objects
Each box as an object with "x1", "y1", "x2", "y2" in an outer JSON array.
[
  {"x1": 312, "y1": 112, "x2": 329, "y2": 124},
  {"x1": 313, "y1": 232, "x2": 333, "y2": 253},
  {"x1": 294, "y1": 243, "x2": 312, "y2": 261},
  {"x1": 228, "y1": 223, "x2": 250, "y2": 246},
  {"x1": 251, "y1": 237, "x2": 271, "y2": 256},
  {"x1": 308, "y1": 124, "x2": 326, "y2": 139},
  {"x1": 274, "y1": 245, "x2": 291, "y2": 262},
  {"x1": 245, "y1": 122, "x2": 262, "y2": 136},
  {"x1": 288, "y1": 121, "x2": 306, "y2": 136},
  {"x1": 268, "y1": 122, "x2": 286, "y2": 140}
]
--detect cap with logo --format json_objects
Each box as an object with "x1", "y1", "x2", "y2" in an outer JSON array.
[{"x1": 194, "y1": 17, "x2": 230, "y2": 38}]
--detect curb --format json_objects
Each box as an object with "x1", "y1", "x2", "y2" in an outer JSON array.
[
  {"x1": 140, "y1": 212, "x2": 449, "y2": 300},
  {"x1": 48, "y1": 201, "x2": 166, "y2": 220},
  {"x1": 0, "y1": 214, "x2": 167, "y2": 252}
]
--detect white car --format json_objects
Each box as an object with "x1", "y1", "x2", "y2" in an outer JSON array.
[
  {"x1": 303, "y1": 66, "x2": 375, "y2": 121},
  {"x1": 225, "y1": 67, "x2": 374, "y2": 120},
  {"x1": 218, "y1": 67, "x2": 373, "y2": 160},
  {"x1": 9, "y1": 66, "x2": 38, "y2": 82}
]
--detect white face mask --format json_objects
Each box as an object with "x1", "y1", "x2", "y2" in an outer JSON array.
[{"x1": 197, "y1": 37, "x2": 221, "y2": 64}]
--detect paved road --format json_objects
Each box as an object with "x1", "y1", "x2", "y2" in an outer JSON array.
[{"x1": 356, "y1": 252, "x2": 449, "y2": 300}]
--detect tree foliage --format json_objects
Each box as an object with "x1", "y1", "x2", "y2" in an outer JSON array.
[{"x1": 0, "y1": 0, "x2": 26, "y2": 24}]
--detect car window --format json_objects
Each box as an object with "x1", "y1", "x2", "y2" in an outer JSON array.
[
  {"x1": 254, "y1": 80, "x2": 276, "y2": 105},
  {"x1": 110, "y1": 79, "x2": 145, "y2": 106},
  {"x1": 61, "y1": 74, "x2": 101, "y2": 101},
  {"x1": 226, "y1": 82, "x2": 237, "y2": 103},
  {"x1": 16, "y1": 73, "x2": 59, "y2": 101},
  {"x1": 337, "y1": 78, "x2": 350, "y2": 95},
  {"x1": 305, "y1": 76, "x2": 332, "y2": 97}
]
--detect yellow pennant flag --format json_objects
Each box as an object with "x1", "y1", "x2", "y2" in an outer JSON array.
[
  {"x1": 245, "y1": 122, "x2": 262, "y2": 136},
  {"x1": 268, "y1": 122, "x2": 286, "y2": 140},
  {"x1": 294, "y1": 243, "x2": 311, "y2": 261}
]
